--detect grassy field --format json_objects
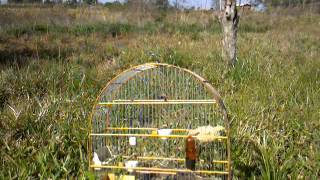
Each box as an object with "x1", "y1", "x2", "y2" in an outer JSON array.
[{"x1": 0, "y1": 5, "x2": 319, "y2": 179}]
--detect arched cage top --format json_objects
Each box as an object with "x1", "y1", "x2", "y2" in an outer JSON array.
[{"x1": 89, "y1": 63, "x2": 231, "y2": 179}]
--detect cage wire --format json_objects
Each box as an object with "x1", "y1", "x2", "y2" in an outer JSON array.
[{"x1": 89, "y1": 63, "x2": 231, "y2": 180}]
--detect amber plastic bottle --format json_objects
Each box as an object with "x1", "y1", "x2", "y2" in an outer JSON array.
[{"x1": 185, "y1": 135, "x2": 196, "y2": 170}]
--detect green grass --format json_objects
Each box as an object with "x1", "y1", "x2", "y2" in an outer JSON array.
[{"x1": 0, "y1": 5, "x2": 319, "y2": 179}]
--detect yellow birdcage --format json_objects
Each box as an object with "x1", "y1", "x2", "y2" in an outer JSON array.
[{"x1": 89, "y1": 63, "x2": 231, "y2": 180}]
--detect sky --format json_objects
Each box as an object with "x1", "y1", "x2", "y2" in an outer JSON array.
[
  {"x1": 100, "y1": 0, "x2": 126, "y2": 3},
  {"x1": 99, "y1": 0, "x2": 216, "y2": 9},
  {"x1": 168, "y1": 0, "x2": 215, "y2": 9},
  {"x1": 97, "y1": 0, "x2": 263, "y2": 10}
]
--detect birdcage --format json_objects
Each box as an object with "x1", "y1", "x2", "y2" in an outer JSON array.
[{"x1": 89, "y1": 63, "x2": 231, "y2": 180}]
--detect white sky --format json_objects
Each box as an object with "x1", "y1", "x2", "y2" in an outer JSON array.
[{"x1": 99, "y1": 0, "x2": 216, "y2": 9}]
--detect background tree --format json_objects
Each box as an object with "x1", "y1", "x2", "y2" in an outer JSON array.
[
  {"x1": 156, "y1": 0, "x2": 169, "y2": 9},
  {"x1": 220, "y1": 0, "x2": 239, "y2": 66}
]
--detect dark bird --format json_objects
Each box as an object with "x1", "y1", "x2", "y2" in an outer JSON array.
[{"x1": 158, "y1": 93, "x2": 168, "y2": 101}]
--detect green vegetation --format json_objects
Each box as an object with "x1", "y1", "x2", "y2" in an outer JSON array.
[{"x1": 0, "y1": 5, "x2": 319, "y2": 179}]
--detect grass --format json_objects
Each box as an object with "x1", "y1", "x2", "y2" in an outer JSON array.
[{"x1": 0, "y1": 5, "x2": 319, "y2": 179}]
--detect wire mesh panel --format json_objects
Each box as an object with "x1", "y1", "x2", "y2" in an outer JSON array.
[{"x1": 89, "y1": 63, "x2": 231, "y2": 180}]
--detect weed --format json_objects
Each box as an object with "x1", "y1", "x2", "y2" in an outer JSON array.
[{"x1": 0, "y1": 6, "x2": 319, "y2": 179}]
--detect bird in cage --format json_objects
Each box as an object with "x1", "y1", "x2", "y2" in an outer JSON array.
[
  {"x1": 188, "y1": 125, "x2": 225, "y2": 142},
  {"x1": 158, "y1": 93, "x2": 168, "y2": 101}
]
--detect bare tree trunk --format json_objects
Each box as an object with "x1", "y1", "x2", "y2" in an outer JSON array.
[{"x1": 220, "y1": 0, "x2": 239, "y2": 66}]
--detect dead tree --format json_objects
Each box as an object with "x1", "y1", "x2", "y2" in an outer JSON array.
[{"x1": 220, "y1": 0, "x2": 239, "y2": 66}]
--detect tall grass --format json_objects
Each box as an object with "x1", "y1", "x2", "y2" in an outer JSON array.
[{"x1": 0, "y1": 5, "x2": 319, "y2": 179}]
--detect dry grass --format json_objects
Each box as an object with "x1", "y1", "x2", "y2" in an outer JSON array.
[{"x1": 0, "y1": 5, "x2": 319, "y2": 179}]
